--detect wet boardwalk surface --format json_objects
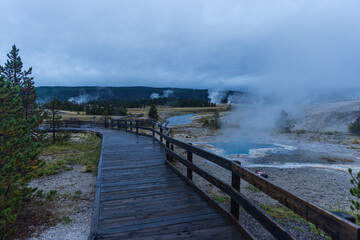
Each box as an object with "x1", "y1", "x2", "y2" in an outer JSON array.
[{"x1": 91, "y1": 128, "x2": 244, "y2": 240}]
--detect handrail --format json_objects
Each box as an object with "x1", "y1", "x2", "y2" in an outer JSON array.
[
  {"x1": 112, "y1": 114, "x2": 144, "y2": 121},
  {"x1": 41, "y1": 119, "x2": 103, "y2": 128},
  {"x1": 110, "y1": 118, "x2": 360, "y2": 240},
  {"x1": 165, "y1": 148, "x2": 294, "y2": 239}
]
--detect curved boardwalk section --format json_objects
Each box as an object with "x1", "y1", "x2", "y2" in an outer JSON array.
[{"x1": 90, "y1": 128, "x2": 244, "y2": 240}]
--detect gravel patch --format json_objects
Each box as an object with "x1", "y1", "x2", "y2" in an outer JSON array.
[{"x1": 28, "y1": 165, "x2": 96, "y2": 240}]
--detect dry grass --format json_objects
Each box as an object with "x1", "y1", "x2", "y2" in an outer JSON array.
[
  {"x1": 59, "y1": 105, "x2": 229, "y2": 121},
  {"x1": 59, "y1": 111, "x2": 117, "y2": 121},
  {"x1": 319, "y1": 156, "x2": 355, "y2": 163},
  {"x1": 127, "y1": 105, "x2": 228, "y2": 116},
  {"x1": 39, "y1": 133, "x2": 102, "y2": 176}
]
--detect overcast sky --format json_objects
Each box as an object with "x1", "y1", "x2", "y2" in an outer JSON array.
[{"x1": 1, "y1": 0, "x2": 359, "y2": 92}]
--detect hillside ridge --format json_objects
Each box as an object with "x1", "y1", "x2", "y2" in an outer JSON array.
[{"x1": 36, "y1": 86, "x2": 242, "y2": 103}]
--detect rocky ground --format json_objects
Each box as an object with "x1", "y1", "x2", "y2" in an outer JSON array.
[{"x1": 28, "y1": 166, "x2": 96, "y2": 240}]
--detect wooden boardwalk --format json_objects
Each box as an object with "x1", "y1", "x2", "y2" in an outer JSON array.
[{"x1": 90, "y1": 128, "x2": 244, "y2": 240}]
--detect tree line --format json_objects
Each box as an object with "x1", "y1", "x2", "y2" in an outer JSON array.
[{"x1": 40, "y1": 97, "x2": 215, "y2": 116}]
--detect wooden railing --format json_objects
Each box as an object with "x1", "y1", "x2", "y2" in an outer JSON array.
[
  {"x1": 110, "y1": 119, "x2": 360, "y2": 240},
  {"x1": 41, "y1": 120, "x2": 103, "y2": 129}
]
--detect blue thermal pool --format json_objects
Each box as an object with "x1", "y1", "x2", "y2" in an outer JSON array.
[
  {"x1": 210, "y1": 141, "x2": 282, "y2": 155},
  {"x1": 167, "y1": 114, "x2": 194, "y2": 126}
]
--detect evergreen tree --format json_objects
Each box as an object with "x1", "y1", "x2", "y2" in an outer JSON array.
[
  {"x1": 20, "y1": 68, "x2": 38, "y2": 120},
  {"x1": 48, "y1": 97, "x2": 62, "y2": 144},
  {"x1": 0, "y1": 45, "x2": 42, "y2": 139},
  {"x1": 0, "y1": 45, "x2": 23, "y2": 87},
  {"x1": 102, "y1": 109, "x2": 110, "y2": 128},
  {"x1": 148, "y1": 105, "x2": 159, "y2": 121},
  {"x1": 0, "y1": 76, "x2": 41, "y2": 238}
]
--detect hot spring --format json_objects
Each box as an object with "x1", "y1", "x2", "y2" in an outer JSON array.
[
  {"x1": 167, "y1": 114, "x2": 194, "y2": 126},
  {"x1": 209, "y1": 141, "x2": 284, "y2": 156}
]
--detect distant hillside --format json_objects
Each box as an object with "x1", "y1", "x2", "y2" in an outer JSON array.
[{"x1": 36, "y1": 86, "x2": 211, "y2": 103}]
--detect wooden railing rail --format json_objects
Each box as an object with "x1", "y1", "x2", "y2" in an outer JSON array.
[
  {"x1": 165, "y1": 147, "x2": 294, "y2": 239},
  {"x1": 110, "y1": 119, "x2": 360, "y2": 240},
  {"x1": 41, "y1": 119, "x2": 103, "y2": 128}
]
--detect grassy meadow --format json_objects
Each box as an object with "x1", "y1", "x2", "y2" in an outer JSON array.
[{"x1": 58, "y1": 105, "x2": 229, "y2": 121}]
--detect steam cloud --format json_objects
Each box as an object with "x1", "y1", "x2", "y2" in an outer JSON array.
[
  {"x1": 150, "y1": 93, "x2": 160, "y2": 99},
  {"x1": 163, "y1": 90, "x2": 174, "y2": 98},
  {"x1": 208, "y1": 90, "x2": 226, "y2": 104},
  {"x1": 68, "y1": 94, "x2": 98, "y2": 103},
  {"x1": 150, "y1": 89, "x2": 174, "y2": 99},
  {"x1": 208, "y1": 90, "x2": 235, "y2": 104}
]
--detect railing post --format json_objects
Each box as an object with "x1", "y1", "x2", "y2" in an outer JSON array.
[
  {"x1": 231, "y1": 172, "x2": 240, "y2": 220},
  {"x1": 136, "y1": 121, "x2": 139, "y2": 133},
  {"x1": 187, "y1": 143, "x2": 193, "y2": 180},
  {"x1": 166, "y1": 140, "x2": 170, "y2": 161},
  {"x1": 130, "y1": 121, "x2": 132, "y2": 131},
  {"x1": 170, "y1": 127, "x2": 174, "y2": 146},
  {"x1": 160, "y1": 127, "x2": 163, "y2": 143},
  {"x1": 169, "y1": 129, "x2": 174, "y2": 161},
  {"x1": 152, "y1": 124, "x2": 155, "y2": 137}
]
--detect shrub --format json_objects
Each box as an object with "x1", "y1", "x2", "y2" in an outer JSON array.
[
  {"x1": 349, "y1": 109, "x2": 360, "y2": 134},
  {"x1": 203, "y1": 110, "x2": 221, "y2": 129},
  {"x1": 148, "y1": 104, "x2": 159, "y2": 121},
  {"x1": 348, "y1": 168, "x2": 360, "y2": 221},
  {"x1": 276, "y1": 110, "x2": 294, "y2": 133}
]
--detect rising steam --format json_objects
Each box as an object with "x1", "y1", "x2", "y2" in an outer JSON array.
[
  {"x1": 150, "y1": 89, "x2": 174, "y2": 99},
  {"x1": 68, "y1": 94, "x2": 98, "y2": 103},
  {"x1": 208, "y1": 90, "x2": 227, "y2": 104}
]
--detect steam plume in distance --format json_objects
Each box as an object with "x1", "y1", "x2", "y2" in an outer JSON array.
[
  {"x1": 150, "y1": 89, "x2": 174, "y2": 99},
  {"x1": 68, "y1": 94, "x2": 98, "y2": 104}
]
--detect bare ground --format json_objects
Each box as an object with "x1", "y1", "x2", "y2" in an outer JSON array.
[{"x1": 28, "y1": 166, "x2": 96, "y2": 240}]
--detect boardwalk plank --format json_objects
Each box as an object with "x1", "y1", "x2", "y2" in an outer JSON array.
[
  {"x1": 96, "y1": 220, "x2": 234, "y2": 239},
  {"x1": 88, "y1": 128, "x2": 244, "y2": 240}
]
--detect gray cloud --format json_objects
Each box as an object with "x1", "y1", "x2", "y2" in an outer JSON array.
[{"x1": 0, "y1": 0, "x2": 359, "y2": 95}]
